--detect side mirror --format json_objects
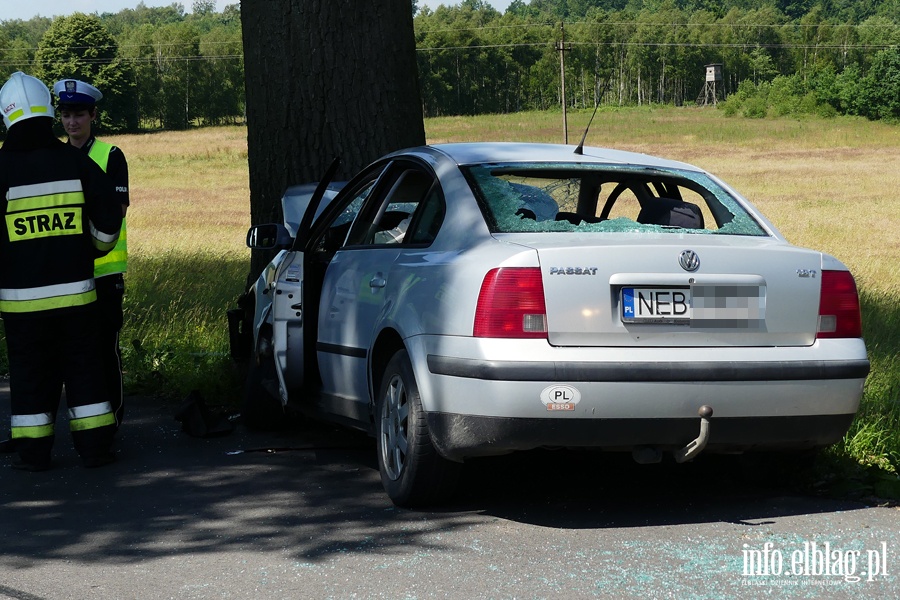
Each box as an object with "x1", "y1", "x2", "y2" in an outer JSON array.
[{"x1": 246, "y1": 223, "x2": 293, "y2": 250}]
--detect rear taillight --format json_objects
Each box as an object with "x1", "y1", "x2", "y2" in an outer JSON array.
[
  {"x1": 474, "y1": 267, "x2": 547, "y2": 338},
  {"x1": 817, "y1": 270, "x2": 862, "y2": 338}
]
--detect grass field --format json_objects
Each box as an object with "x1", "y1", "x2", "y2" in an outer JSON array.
[{"x1": 23, "y1": 107, "x2": 900, "y2": 493}]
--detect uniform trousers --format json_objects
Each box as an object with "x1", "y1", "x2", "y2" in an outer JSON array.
[
  {"x1": 5, "y1": 302, "x2": 115, "y2": 465},
  {"x1": 95, "y1": 273, "x2": 125, "y2": 430}
]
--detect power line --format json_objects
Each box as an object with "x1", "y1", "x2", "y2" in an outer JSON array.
[
  {"x1": 2, "y1": 36, "x2": 894, "y2": 69},
  {"x1": 421, "y1": 19, "x2": 900, "y2": 35},
  {"x1": 3, "y1": 18, "x2": 895, "y2": 66},
  {"x1": 418, "y1": 40, "x2": 897, "y2": 51}
]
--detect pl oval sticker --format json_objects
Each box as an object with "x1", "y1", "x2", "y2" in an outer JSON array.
[{"x1": 540, "y1": 385, "x2": 581, "y2": 411}]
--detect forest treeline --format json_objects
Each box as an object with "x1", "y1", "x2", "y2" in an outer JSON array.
[{"x1": 0, "y1": 0, "x2": 897, "y2": 134}]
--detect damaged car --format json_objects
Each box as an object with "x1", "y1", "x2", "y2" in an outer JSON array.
[{"x1": 229, "y1": 142, "x2": 869, "y2": 507}]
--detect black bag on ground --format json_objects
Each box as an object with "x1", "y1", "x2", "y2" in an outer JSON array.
[{"x1": 174, "y1": 390, "x2": 235, "y2": 438}]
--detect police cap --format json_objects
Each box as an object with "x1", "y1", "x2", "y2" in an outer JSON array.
[{"x1": 53, "y1": 79, "x2": 103, "y2": 108}]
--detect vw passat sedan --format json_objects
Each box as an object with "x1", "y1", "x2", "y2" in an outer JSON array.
[{"x1": 230, "y1": 143, "x2": 869, "y2": 507}]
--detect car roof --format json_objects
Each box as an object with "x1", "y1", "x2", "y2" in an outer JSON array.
[{"x1": 389, "y1": 142, "x2": 703, "y2": 173}]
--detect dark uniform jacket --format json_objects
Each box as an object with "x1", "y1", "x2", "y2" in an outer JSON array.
[{"x1": 0, "y1": 118, "x2": 122, "y2": 319}]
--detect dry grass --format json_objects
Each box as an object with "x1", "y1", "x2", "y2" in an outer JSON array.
[{"x1": 106, "y1": 127, "x2": 251, "y2": 258}]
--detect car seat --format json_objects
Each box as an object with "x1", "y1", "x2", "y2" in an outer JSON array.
[{"x1": 637, "y1": 198, "x2": 704, "y2": 229}]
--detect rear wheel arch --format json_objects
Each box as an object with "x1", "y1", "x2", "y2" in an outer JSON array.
[
  {"x1": 369, "y1": 328, "x2": 406, "y2": 422},
  {"x1": 375, "y1": 348, "x2": 461, "y2": 507}
]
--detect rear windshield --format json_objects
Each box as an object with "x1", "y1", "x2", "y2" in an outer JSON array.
[{"x1": 464, "y1": 163, "x2": 767, "y2": 236}]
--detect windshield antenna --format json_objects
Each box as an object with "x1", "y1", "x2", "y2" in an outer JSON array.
[
  {"x1": 574, "y1": 79, "x2": 610, "y2": 155},
  {"x1": 573, "y1": 102, "x2": 600, "y2": 156}
]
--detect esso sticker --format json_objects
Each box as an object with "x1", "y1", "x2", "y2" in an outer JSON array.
[{"x1": 540, "y1": 385, "x2": 581, "y2": 411}]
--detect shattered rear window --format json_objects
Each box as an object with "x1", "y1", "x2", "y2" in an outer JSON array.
[{"x1": 464, "y1": 163, "x2": 767, "y2": 236}]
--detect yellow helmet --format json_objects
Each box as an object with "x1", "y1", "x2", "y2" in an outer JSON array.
[{"x1": 1, "y1": 71, "x2": 54, "y2": 130}]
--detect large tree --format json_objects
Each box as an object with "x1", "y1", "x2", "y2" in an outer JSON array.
[
  {"x1": 33, "y1": 13, "x2": 137, "y2": 133},
  {"x1": 241, "y1": 0, "x2": 426, "y2": 272}
]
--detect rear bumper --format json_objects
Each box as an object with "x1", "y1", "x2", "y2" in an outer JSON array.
[
  {"x1": 426, "y1": 412, "x2": 856, "y2": 461},
  {"x1": 427, "y1": 355, "x2": 871, "y2": 382},
  {"x1": 406, "y1": 336, "x2": 868, "y2": 460}
]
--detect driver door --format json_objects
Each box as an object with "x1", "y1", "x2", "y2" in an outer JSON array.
[{"x1": 316, "y1": 162, "x2": 441, "y2": 421}]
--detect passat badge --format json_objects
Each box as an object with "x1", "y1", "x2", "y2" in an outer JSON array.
[{"x1": 540, "y1": 385, "x2": 581, "y2": 411}]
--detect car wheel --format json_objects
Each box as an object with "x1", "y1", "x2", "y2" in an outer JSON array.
[
  {"x1": 377, "y1": 349, "x2": 460, "y2": 507},
  {"x1": 242, "y1": 349, "x2": 285, "y2": 431}
]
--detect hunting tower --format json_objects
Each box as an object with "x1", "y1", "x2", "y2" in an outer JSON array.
[{"x1": 697, "y1": 63, "x2": 723, "y2": 106}]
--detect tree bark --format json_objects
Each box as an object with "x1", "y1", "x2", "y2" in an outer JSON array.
[{"x1": 241, "y1": 0, "x2": 425, "y2": 276}]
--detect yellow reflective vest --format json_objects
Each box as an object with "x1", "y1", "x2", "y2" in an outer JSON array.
[{"x1": 88, "y1": 139, "x2": 128, "y2": 277}]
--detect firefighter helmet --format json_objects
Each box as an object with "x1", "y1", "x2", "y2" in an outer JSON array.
[{"x1": 1, "y1": 71, "x2": 54, "y2": 130}]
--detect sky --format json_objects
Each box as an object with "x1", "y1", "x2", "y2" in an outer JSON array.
[
  {"x1": 420, "y1": 0, "x2": 513, "y2": 11},
  {"x1": 4, "y1": 0, "x2": 514, "y2": 22},
  {"x1": 4, "y1": 0, "x2": 231, "y2": 21},
  {"x1": 0, "y1": 0, "x2": 511, "y2": 21}
]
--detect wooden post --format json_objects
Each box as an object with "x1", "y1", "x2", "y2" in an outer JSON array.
[{"x1": 557, "y1": 23, "x2": 569, "y2": 144}]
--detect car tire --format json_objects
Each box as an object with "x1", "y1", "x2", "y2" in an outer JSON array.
[
  {"x1": 377, "y1": 349, "x2": 460, "y2": 507},
  {"x1": 242, "y1": 351, "x2": 285, "y2": 431}
]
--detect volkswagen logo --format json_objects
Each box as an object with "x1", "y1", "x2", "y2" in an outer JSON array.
[{"x1": 679, "y1": 249, "x2": 700, "y2": 272}]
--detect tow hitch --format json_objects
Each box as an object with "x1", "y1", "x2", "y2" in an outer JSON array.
[{"x1": 674, "y1": 405, "x2": 713, "y2": 463}]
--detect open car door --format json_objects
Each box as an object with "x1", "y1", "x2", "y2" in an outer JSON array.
[
  {"x1": 271, "y1": 157, "x2": 341, "y2": 404},
  {"x1": 247, "y1": 159, "x2": 341, "y2": 408}
]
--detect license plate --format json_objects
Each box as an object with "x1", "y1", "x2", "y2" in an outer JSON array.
[{"x1": 621, "y1": 287, "x2": 691, "y2": 323}]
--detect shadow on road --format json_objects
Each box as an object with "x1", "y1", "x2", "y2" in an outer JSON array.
[
  {"x1": 452, "y1": 449, "x2": 855, "y2": 529},
  {"x1": 0, "y1": 389, "x2": 868, "y2": 566}
]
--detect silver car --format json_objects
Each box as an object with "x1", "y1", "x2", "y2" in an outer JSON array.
[{"x1": 231, "y1": 143, "x2": 869, "y2": 507}]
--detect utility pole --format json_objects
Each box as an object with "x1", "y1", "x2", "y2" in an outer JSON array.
[{"x1": 556, "y1": 22, "x2": 570, "y2": 144}]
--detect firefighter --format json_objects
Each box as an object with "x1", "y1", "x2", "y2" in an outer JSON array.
[
  {"x1": 53, "y1": 78, "x2": 129, "y2": 432},
  {"x1": 0, "y1": 71, "x2": 122, "y2": 470}
]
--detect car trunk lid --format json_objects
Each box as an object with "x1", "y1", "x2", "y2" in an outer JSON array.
[{"x1": 501, "y1": 234, "x2": 824, "y2": 347}]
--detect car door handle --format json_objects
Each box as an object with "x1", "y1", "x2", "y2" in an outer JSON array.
[{"x1": 369, "y1": 276, "x2": 386, "y2": 289}]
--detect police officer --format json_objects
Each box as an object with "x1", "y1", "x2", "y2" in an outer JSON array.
[
  {"x1": 53, "y1": 79, "x2": 129, "y2": 432},
  {"x1": 0, "y1": 72, "x2": 122, "y2": 470}
]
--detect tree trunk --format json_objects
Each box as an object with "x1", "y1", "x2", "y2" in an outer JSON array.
[{"x1": 241, "y1": 0, "x2": 426, "y2": 276}]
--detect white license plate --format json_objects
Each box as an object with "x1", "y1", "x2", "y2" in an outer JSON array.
[{"x1": 621, "y1": 287, "x2": 691, "y2": 323}]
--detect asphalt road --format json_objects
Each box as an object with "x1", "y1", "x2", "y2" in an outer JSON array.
[{"x1": 0, "y1": 382, "x2": 897, "y2": 600}]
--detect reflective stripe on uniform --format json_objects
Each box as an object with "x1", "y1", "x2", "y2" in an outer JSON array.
[
  {"x1": 11, "y1": 412, "x2": 55, "y2": 439},
  {"x1": 7, "y1": 192, "x2": 85, "y2": 212},
  {"x1": 7, "y1": 180, "x2": 84, "y2": 203},
  {"x1": 68, "y1": 401, "x2": 115, "y2": 432},
  {"x1": 90, "y1": 220, "x2": 120, "y2": 251},
  {"x1": 0, "y1": 279, "x2": 96, "y2": 313}
]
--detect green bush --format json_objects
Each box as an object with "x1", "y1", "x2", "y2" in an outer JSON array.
[
  {"x1": 720, "y1": 74, "x2": 846, "y2": 120},
  {"x1": 861, "y1": 48, "x2": 900, "y2": 121},
  {"x1": 718, "y1": 79, "x2": 756, "y2": 116}
]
